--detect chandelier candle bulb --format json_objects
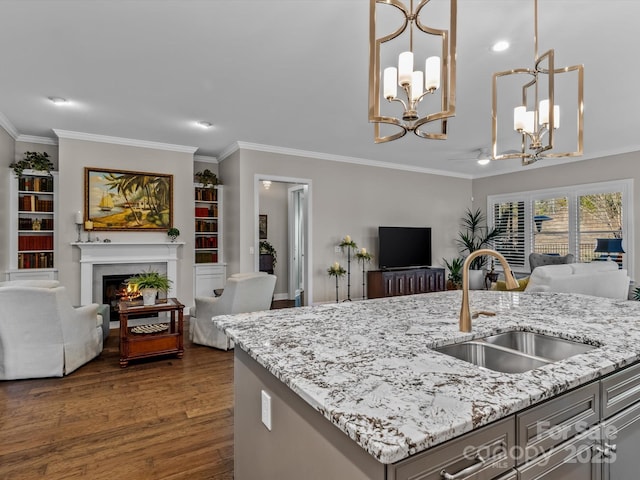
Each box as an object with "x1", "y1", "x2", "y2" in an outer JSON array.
[
  {"x1": 75, "y1": 211, "x2": 83, "y2": 225},
  {"x1": 539, "y1": 100, "x2": 560, "y2": 128},
  {"x1": 384, "y1": 67, "x2": 398, "y2": 99},
  {"x1": 425, "y1": 56, "x2": 440, "y2": 90},
  {"x1": 411, "y1": 71, "x2": 424, "y2": 102},
  {"x1": 514, "y1": 106, "x2": 527, "y2": 131},
  {"x1": 398, "y1": 52, "x2": 413, "y2": 86}
]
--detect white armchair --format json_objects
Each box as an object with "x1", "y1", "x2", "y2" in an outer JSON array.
[
  {"x1": 0, "y1": 285, "x2": 103, "y2": 380},
  {"x1": 189, "y1": 273, "x2": 277, "y2": 350}
]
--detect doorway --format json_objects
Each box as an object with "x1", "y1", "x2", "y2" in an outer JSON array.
[{"x1": 255, "y1": 175, "x2": 312, "y2": 305}]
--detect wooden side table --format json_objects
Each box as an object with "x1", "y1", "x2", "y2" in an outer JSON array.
[{"x1": 118, "y1": 298, "x2": 185, "y2": 367}]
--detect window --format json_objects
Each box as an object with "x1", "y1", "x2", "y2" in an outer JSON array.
[{"x1": 487, "y1": 180, "x2": 633, "y2": 277}]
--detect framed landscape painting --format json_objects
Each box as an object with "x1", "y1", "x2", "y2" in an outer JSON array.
[{"x1": 85, "y1": 167, "x2": 173, "y2": 231}]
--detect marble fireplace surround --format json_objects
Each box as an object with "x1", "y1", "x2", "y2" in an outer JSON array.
[{"x1": 73, "y1": 242, "x2": 182, "y2": 305}]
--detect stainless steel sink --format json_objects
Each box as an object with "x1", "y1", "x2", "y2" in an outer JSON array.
[
  {"x1": 435, "y1": 341, "x2": 550, "y2": 374},
  {"x1": 434, "y1": 331, "x2": 597, "y2": 373},
  {"x1": 482, "y1": 331, "x2": 596, "y2": 361}
]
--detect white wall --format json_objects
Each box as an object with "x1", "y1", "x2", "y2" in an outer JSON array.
[
  {"x1": 472, "y1": 151, "x2": 640, "y2": 281},
  {"x1": 221, "y1": 147, "x2": 473, "y2": 304}
]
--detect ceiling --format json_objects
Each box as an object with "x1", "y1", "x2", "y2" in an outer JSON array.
[{"x1": 1, "y1": 0, "x2": 638, "y2": 179}]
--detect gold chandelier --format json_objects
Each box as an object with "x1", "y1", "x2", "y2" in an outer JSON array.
[
  {"x1": 492, "y1": 0, "x2": 584, "y2": 166},
  {"x1": 369, "y1": 0, "x2": 457, "y2": 143}
]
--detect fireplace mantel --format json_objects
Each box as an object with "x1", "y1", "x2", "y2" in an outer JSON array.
[{"x1": 73, "y1": 242, "x2": 184, "y2": 305}]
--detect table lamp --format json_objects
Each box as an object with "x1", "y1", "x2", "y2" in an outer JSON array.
[{"x1": 594, "y1": 238, "x2": 625, "y2": 264}]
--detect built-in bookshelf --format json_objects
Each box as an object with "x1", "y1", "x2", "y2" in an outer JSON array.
[
  {"x1": 193, "y1": 184, "x2": 225, "y2": 297},
  {"x1": 7, "y1": 169, "x2": 58, "y2": 280},
  {"x1": 194, "y1": 184, "x2": 223, "y2": 264}
]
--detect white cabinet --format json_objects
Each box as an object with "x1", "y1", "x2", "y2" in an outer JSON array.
[
  {"x1": 193, "y1": 264, "x2": 226, "y2": 297},
  {"x1": 194, "y1": 184, "x2": 225, "y2": 297},
  {"x1": 6, "y1": 169, "x2": 58, "y2": 280}
]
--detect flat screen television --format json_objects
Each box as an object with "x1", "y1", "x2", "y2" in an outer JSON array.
[{"x1": 378, "y1": 226, "x2": 432, "y2": 270}]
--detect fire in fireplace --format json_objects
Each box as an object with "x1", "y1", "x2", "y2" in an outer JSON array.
[{"x1": 102, "y1": 274, "x2": 157, "y2": 319}]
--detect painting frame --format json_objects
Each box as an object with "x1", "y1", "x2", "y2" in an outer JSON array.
[
  {"x1": 84, "y1": 167, "x2": 173, "y2": 231},
  {"x1": 259, "y1": 214, "x2": 268, "y2": 239}
]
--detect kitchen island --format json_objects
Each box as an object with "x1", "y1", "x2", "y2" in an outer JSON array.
[{"x1": 215, "y1": 291, "x2": 640, "y2": 479}]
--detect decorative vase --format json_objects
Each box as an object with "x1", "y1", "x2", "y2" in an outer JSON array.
[
  {"x1": 467, "y1": 270, "x2": 485, "y2": 290},
  {"x1": 140, "y1": 287, "x2": 158, "y2": 306},
  {"x1": 169, "y1": 235, "x2": 177, "y2": 242}
]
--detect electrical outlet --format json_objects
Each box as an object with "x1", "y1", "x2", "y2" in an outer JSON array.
[
  {"x1": 249, "y1": 246, "x2": 255, "y2": 254},
  {"x1": 334, "y1": 246, "x2": 341, "y2": 253},
  {"x1": 261, "y1": 390, "x2": 272, "y2": 431}
]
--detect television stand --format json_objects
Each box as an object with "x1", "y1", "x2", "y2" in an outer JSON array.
[{"x1": 367, "y1": 267, "x2": 445, "y2": 299}]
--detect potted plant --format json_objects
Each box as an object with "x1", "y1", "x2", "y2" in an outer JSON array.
[
  {"x1": 443, "y1": 257, "x2": 464, "y2": 290},
  {"x1": 259, "y1": 240, "x2": 277, "y2": 269},
  {"x1": 10, "y1": 151, "x2": 54, "y2": 177},
  {"x1": 456, "y1": 208, "x2": 504, "y2": 289},
  {"x1": 167, "y1": 227, "x2": 180, "y2": 242},
  {"x1": 194, "y1": 169, "x2": 220, "y2": 187},
  {"x1": 126, "y1": 269, "x2": 172, "y2": 305}
]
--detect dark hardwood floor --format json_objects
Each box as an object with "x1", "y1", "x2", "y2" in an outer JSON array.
[{"x1": 0, "y1": 320, "x2": 234, "y2": 480}]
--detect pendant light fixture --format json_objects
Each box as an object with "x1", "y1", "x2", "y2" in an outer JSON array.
[
  {"x1": 368, "y1": 0, "x2": 457, "y2": 143},
  {"x1": 491, "y1": 0, "x2": 584, "y2": 165}
]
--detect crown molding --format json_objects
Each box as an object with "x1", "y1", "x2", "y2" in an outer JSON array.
[
  {"x1": 0, "y1": 111, "x2": 19, "y2": 140},
  {"x1": 53, "y1": 129, "x2": 198, "y2": 154},
  {"x1": 227, "y1": 141, "x2": 472, "y2": 179},
  {"x1": 16, "y1": 134, "x2": 58, "y2": 145},
  {"x1": 194, "y1": 154, "x2": 218, "y2": 164},
  {"x1": 218, "y1": 142, "x2": 240, "y2": 162}
]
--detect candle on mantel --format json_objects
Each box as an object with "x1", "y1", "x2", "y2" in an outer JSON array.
[
  {"x1": 84, "y1": 220, "x2": 94, "y2": 230},
  {"x1": 75, "y1": 211, "x2": 83, "y2": 225}
]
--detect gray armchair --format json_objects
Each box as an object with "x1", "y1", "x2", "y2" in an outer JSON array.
[
  {"x1": 189, "y1": 273, "x2": 276, "y2": 350},
  {"x1": 529, "y1": 253, "x2": 574, "y2": 272}
]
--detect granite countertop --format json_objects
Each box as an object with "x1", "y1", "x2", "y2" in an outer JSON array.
[{"x1": 214, "y1": 291, "x2": 640, "y2": 464}]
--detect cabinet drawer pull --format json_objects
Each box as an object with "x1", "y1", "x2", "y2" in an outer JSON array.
[{"x1": 440, "y1": 453, "x2": 487, "y2": 479}]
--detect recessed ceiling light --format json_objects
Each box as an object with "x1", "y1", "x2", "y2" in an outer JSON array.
[
  {"x1": 477, "y1": 158, "x2": 491, "y2": 166},
  {"x1": 491, "y1": 41, "x2": 510, "y2": 52},
  {"x1": 197, "y1": 121, "x2": 213, "y2": 129},
  {"x1": 48, "y1": 96, "x2": 68, "y2": 105}
]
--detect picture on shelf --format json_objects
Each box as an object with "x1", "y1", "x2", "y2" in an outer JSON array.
[
  {"x1": 259, "y1": 214, "x2": 268, "y2": 240},
  {"x1": 84, "y1": 167, "x2": 173, "y2": 231}
]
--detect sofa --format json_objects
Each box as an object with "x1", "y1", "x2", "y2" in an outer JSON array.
[
  {"x1": 529, "y1": 253, "x2": 574, "y2": 271},
  {"x1": 189, "y1": 272, "x2": 277, "y2": 350},
  {"x1": 524, "y1": 260, "x2": 630, "y2": 299},
  {"x1": 0, "y1": 284, "x2": 103, "y2": 379}
]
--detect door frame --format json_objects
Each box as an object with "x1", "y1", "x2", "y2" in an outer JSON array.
[{"x1": 254, "y1": 174, "x2": 313, "y2": 306}]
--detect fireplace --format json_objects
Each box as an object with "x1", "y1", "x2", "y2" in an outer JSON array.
[
  {"x1": 73, "y1": 242, "x2": 182, "y2": 307},
  {"x1": 102, "y1": 274, "x2": 158, "y2": 320}
]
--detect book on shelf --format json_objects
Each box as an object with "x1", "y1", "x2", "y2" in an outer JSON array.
[
  {"x1": 18, "y1": 176, "x2": 53, "y2": 193},
  {"x1": 195, "y1": 251, "x2": 218, "y2": 263},
  {"x1": 195, "y1": 187, "x2": 218, "y2": 202},
  {"x1": 18, "y1": 235, "x2": 54, "y2": 251},
  {"x1": 17, "y1": 252, "x2": 54, "y2": 269},
  {"x1": 195, "y1": 236, "x2": 218, "y2": 248},
  {"x1": 18, "y1": 195, "x2": 54, "y2": 212}
]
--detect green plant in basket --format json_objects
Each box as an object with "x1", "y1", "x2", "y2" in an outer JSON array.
[
  {"x1": 10, "y1": 151, "x2": 54, "y2": 177},
  {"x1": 167, "y1": 227, "x2": 180, "y2": 241},
  {"x1": 126, "y1": 269, "x2": 172, "y2": 292}
]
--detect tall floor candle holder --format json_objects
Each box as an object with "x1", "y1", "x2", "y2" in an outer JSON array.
[
  {"x1": 355, "y1": 248, "x2": 373, "y2": 299},
  {"x1": 327, "y1": 262, "x2": 346, "y2": 303},
  {"x1": 339, "y1": 235, "x2": 358, "y2": 301}
]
